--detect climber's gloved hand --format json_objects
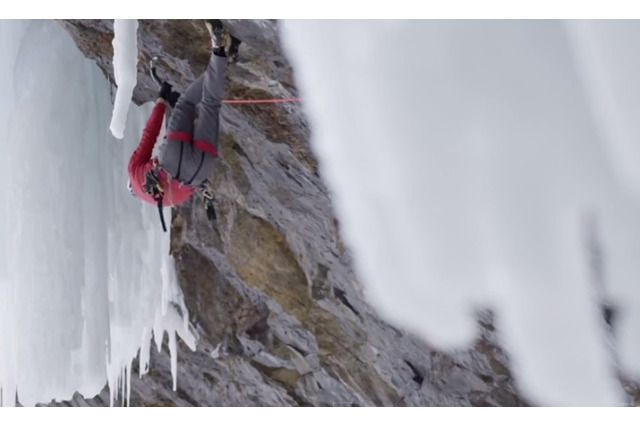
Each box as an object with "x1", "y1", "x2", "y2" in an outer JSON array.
[
  {"x1": 167, "y1": 90, "x2": 181, "y2": 108},
  {"x1": 158, "y1": 81, "x2": 173, "y2": 103}
]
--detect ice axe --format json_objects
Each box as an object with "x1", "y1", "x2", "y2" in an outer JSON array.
[
  {"x1": 149, "y1": 56, "x2": 164, "y2": 89},
  {"x1": 149, "y1": 56, "x2": 181, "y2": 107}
]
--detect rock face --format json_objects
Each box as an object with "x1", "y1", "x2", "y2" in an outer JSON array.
[{"x1": 51, "y1": 19, "x2": 544, "y2": 407}]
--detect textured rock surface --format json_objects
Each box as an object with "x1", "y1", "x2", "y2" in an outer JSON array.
[{"x1": 48, "y1": 19, "x2": 638, "y2": 407}]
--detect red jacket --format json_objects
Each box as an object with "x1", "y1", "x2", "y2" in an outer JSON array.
[{"x1": 128, "y1": 101, "x2": 195, "y2": 206}]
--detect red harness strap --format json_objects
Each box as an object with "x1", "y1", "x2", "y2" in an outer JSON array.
[{"x1": 166, "y1": 131, "x2": 219, "y2": 157}]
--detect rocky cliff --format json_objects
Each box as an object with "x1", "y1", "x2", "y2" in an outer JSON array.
[{"x1": 47, "y1": 19, "x2": 586, "y2": 407}]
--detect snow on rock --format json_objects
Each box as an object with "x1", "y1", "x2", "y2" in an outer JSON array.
[
  {"x1": 280, "y1": 19, "x2": 635, "y2": 406},
  {"x1": 565, "y1": 20, "x2": 640, "y2": 382}
]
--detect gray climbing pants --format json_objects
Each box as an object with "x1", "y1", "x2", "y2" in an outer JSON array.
[{"x1": 158, "y1": 54, "x2": 227, "y2": 187}]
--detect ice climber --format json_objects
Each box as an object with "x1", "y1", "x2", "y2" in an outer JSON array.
[{"x1": 127, "y1": 19, "x2": 240, "y2": 231}]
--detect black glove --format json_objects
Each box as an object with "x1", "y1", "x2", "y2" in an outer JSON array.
[
  {"x1": 158, "y1": 81, "x2": 173, "y2": 102},
  {"x1": 167, "y1": 90, "x2": 181, "y2": 108}
]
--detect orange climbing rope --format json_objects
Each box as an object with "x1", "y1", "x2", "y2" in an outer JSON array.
[
  {"x1": 150, "y1": 57, "x2": 302, "y2": 106},
  {"x1": 223, "y1": 97, "x2": 303, "y2": 104}
]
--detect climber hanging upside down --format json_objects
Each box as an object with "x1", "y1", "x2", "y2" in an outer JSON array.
[{"x1": 127, "y1": 20, "x2": 240, "y2": 229}]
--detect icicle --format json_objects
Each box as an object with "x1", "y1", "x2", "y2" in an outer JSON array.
[
  {"x1": 139, "y1": 327, "x2": 151, "y2": 376},
  {"x1": 121, "y1": 366, "x2": 125, "y2": 407},
  {"x1": 109, "y1": 19, "x2": 138, "y2": 139},
  {"x1": 169, "y1": 330, "x2": 177, "y2": 391},
  {"x1": 126, "y1": 362, "x2": 132, "y2": 407}
]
